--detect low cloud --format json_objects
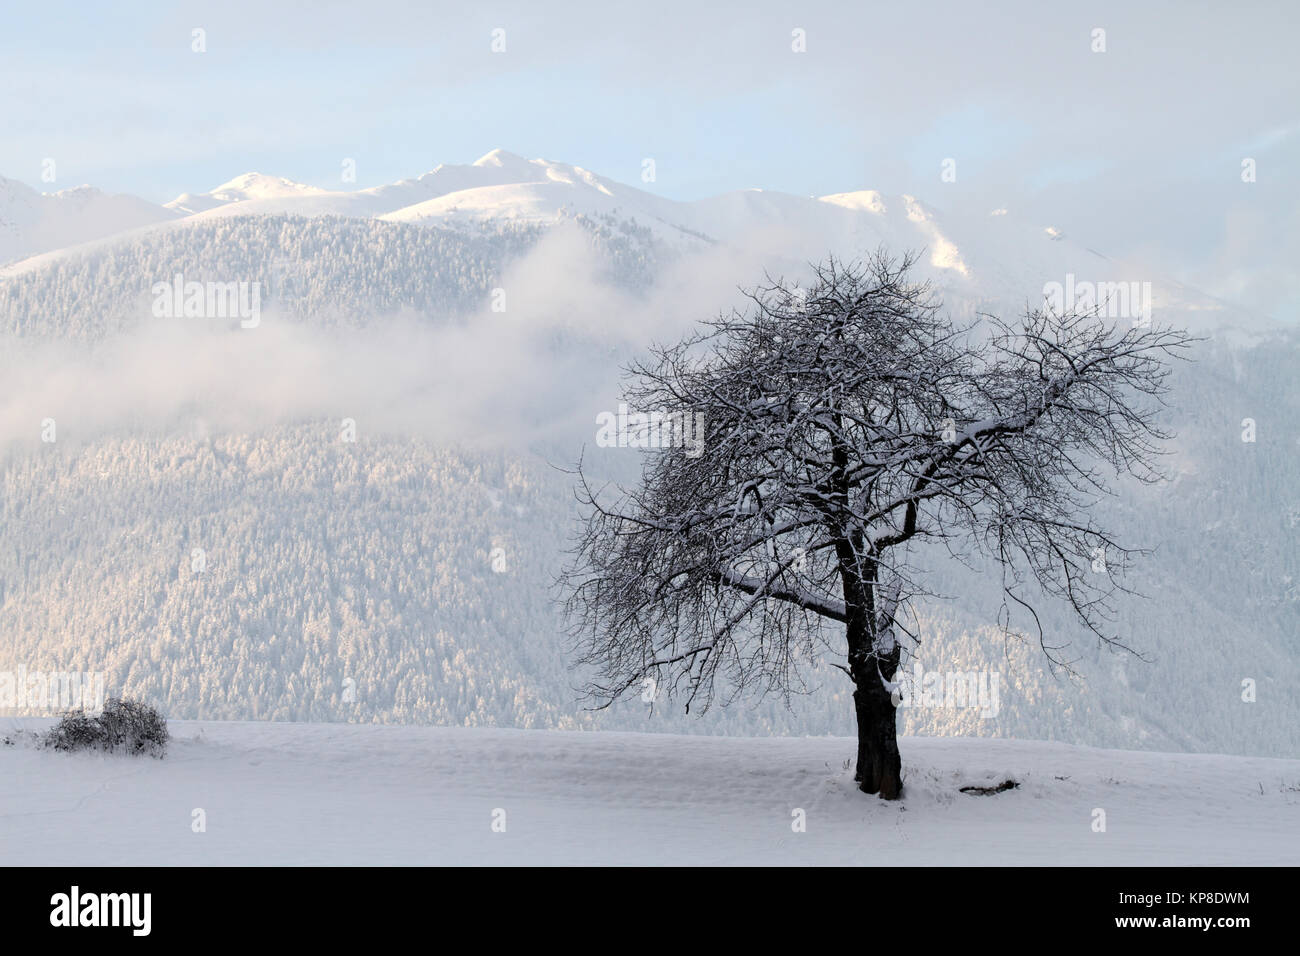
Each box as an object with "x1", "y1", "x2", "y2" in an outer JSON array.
[{"x1": 0, "y1": 223, "x2": 809, "y2": 455}]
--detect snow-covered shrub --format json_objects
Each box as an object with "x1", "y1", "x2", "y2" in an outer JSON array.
[{"x1": 44, "y1": 698, "x2": 169, "y2": 758}]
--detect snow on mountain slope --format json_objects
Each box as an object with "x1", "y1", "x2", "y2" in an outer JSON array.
[
  {"x1": 378, "y1": 178, "x2": 698, "y2": 243},
  {"x1": 378, "y1": 158, "x2": 986, "y2": 273},
  {"x1": 164, "y1": 172, "x2": 330, "y2": 214},
  {"x1": 2, "y1": 149, "x2": 1257, "y2": 336},
  {"x1": 2, "y1": 327, "x2": 1295, "y2": 756},
  {"x1": 172, "y1": 150, "x2": 601, "y2": 221},
  {"x1": 147, "y1": 150, "x2": 1006, "y2": 275},
  {"x1": 0, "y1": 177, "x2": 179, "y2": 266},
  {"x1": 378, "y1": 150, "x2": 717, "y2": 246},
  {"x1": 3, "y1": 720, "x2": 1296, "y2": 865},
  {"x1": 0, "y1": 150, "x2": 1291, "y2": 760}
]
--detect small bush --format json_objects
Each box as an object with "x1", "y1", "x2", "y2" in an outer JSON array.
[{"x1": 45, "y1": 698, "x2": 169, "y2": 758}]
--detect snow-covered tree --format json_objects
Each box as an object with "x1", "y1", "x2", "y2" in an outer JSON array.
[{"x1": 563, "y1": 252, "x2": 1193, "y2": 798}]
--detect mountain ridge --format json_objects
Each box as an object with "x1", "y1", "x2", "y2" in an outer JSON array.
[{"x1": 2, "y1": 150, "x2": 1265, "y2": 337}]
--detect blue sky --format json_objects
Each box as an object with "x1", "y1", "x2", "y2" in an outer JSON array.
[{"x1": 2, "y1": 0, "x2": 1297, "y2": 316}]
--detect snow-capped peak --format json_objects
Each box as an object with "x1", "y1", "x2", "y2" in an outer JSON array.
[
  {"x1": 819, "y1": 189, "x2": 887, "y2": 215},
  {"x1": 164, "y1": 172, "x2": 328, "y2": 216},
  {"x1": 44, "y1": 184, "x2": 103, "y2": 200},
  {"x1": 1, "y1": 151, "x2": 1252, "y2": 337},
  {"x1": 208, "y1": 172, "x2": 327, "y2": 202},
  {"x1": 472, "y1": 148, "x2": 532, "y2": 169}
]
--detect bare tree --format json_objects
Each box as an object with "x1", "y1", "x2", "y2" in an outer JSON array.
[{"x1": 562, "y1": 252, "x2": 1192, "y2": 799}]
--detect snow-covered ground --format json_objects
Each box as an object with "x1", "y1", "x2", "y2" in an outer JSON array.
[{"x1": 3, "y1": 720, "x2": 1296, "y2": 865}]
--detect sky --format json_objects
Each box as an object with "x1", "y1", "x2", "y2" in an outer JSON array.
[{"x1": 1, "y1": 0, "x2": 1297, "y2": 317}]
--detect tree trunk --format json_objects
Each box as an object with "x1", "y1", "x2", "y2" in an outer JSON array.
[
  {"x1": 853, "y1": 673, "x2": 902, "y2": 799},
  {"x1": 837, "y1": 545, "x2": 903, "y2": 799}
]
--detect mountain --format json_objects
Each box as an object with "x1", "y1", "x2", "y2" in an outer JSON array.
[
  {"x1": 0, "y1": 150, "x2": 1294, "y2": 758},
  {"x1": 164, "y1": 150, "x2": 604, "y2": 222},
  {"x1": 4, "y1": 149, "x2": 1258, "y2": 338},
  {"x1": 164, "y1": 172, "x2": 331, "y2": 215},
  {"x1": 1, "y1": 336, "x2": 1294, "y2": 751},
  {"x1": 0, "y1": 177, "x2": 179, "y2": 266},
  {"x1": 0, "y1": 215, "x2": 550, "y2": 338}
]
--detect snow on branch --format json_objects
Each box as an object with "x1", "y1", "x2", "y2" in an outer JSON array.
[{"x1": 562, "y1": 250, "x2": 1194, "y2": 710}]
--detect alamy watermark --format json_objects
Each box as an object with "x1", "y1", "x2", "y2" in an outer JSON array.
[
  {"x1": 152, "y1": 273, "x2": 261, "y2": 328},
  {"x1": 0, "y1": 668, "x2": 106, "y2": 714},
  {"x1": 1042, "y1": 274, "x2": 1152, "y2": 327},
  {"x1": 595, "y1": 403, "x2": 706, "y2": 458},
  {"x1": 891, "y1": 661, "x2": 1000, "y2": 718},
  {"x1": 50, "y1": 886, "x2": 151, "y2": 936}
]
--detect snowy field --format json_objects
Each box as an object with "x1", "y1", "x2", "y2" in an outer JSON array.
[{"x1": 3, "y1": 720, "x2": 1297, "y2": 866}]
